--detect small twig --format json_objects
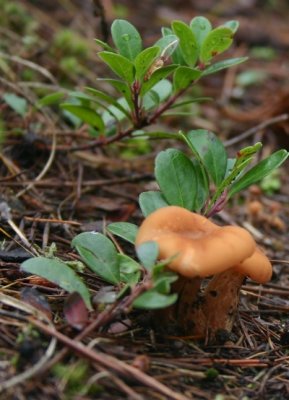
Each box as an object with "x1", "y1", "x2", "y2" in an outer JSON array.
[
  {"x1": 0, "y1": 293, "x2": 57, "y2": 392},
  {"x1": 16, "y1": 124, "x2": 57, "y2": 198},
  {"x1": 0, "y1": 51, "x2": 57, "y2": 83},
  {"x1": 23, "y1": 216, "x2": 81, "y2": 226},
  {"x1": 0, "y1": 174, "x2": 152, "y2": 188},
  {"x1": 147, "y1": 88, "x2": 187, "y2": 124},
  {"x1": 0, "y1": 203, "x2": 39, "y2": 256},
  {"x1": 69, "y1": 127, "x2": 136, "y2": 152},
  {"x1": 38, "y1": 279, "x2": 152, "y2": 373},
  {"x1": 224, "y1": 114, "x2": 289, "y2": 147},
  {"x1": 28, "y1": 318, "x2": 189, "y2": 400},
  {"x1": 68, "y1": 86, "x2": 190, "y2": 152}
]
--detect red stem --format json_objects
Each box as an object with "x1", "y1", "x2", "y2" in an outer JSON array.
[{"x1": 69, "y1": 87, "x2": 189, "y2": 152}]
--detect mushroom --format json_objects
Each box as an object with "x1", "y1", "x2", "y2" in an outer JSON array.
[{"x1": 135, "y1": 206, "x2": 272, "y2": 340}]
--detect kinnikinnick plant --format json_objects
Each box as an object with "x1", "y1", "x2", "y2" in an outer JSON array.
[
  {"x1": 22, "y1": 17, "x2": 289, "y2": 341},
  {"x1": 39, "y1": 18, "x2": 246, "y2": 146}
]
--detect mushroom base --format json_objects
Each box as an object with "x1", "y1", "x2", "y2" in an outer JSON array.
[
  {"x1": 201, "y1": 270, "x2": 245, "y2": 339},
  {"x1": 152, "y1": 276, "x2": 203, "y2": 336},
  {"x1": 153, "y1": 271, "x2": 245, "y2": 342}
]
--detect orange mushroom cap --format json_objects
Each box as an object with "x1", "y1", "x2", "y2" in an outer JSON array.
[
  {"x1": 235, "y1": 246, "x2": 272, "y2": 284},
  {"x1": 135, "y1": 206, "x2": 261, "y2": 278}
]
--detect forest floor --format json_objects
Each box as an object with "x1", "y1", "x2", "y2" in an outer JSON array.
[{"x1": 0, "y1": 1, "x2": 289, "y2": 399}]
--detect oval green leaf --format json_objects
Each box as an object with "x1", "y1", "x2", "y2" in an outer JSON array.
[
  {"x1": 142, "y1": 79, "x2": 172, "y2": 110},
  {"x1": 97, "y1": 78, "x2": 133, "y2": 109},
  {"x1": 200, "y1": 27, "x2": 234, "y2": 64},
  {"x1": 155, "y1": 148, "x2": 197, "y2": 210},
  {"x1": 111, "y1": 19, "x2": 142, "y2": 60},
  {"x1": 229, "y1": 149, "x2": 289, "y2": 197},
  {"x1": 72, "y1": 232, "x2": 120, "y2": 284},
  {"x1": 60, "y1": 104, "x2": 105, "y2": 130},
  {"x1": 154, "y1": 35, "x2": 179, "y2": 58},
  {"x1": 139, "y1": 191, "x2": 169, "y2": 217},
  {"x1": 223, "y1": 20, "x2": 239, "y2": 33},
  {"x1": 186, "y1": 129, "x2": 228, "y2": 185},
  {"x1": 141, "y1": 65, "x2": 177, "y2": 96},
  {"x1": 21, "y1": 257, "x2": 92, "y2": 310},
  {"x1": 202, "y1": 57, "x2": 248, "y2": 76},
  {"x1": 37, "y1": 92, "x2": 66, "y2": 107},
  {"x1": 133, "y1": 290, "x2": 177, "y2": 309},
  {"x1": 173, "y1": 66, "x2": 202, "y2": 91},
  {"x1": 172, "y1": 20, "x2": 199, "y2": 66},
  {"x1": 162, "y1": 27, "x2": 186, "y2": 65},
  {"x1": 191, "y1": 158, "x2": 210, "y2": 211},
  {"x1": 136, "y1": 241, "x2": 159, "y2": 270},
  {"x1": 85, "y1": 87, "x2": 130, "y2": 117},
  {"x1": 134, "y1": 46, "x2": 160, "y2": 81},
  {"x1": 107, "y1": 222, "x2": 138, "y2": 244},
  {"x1": 190, "y1": 16, "x2": 212, "y2": 46},
  {"x1": 98, "y1": 51, "x2": 135, "y2": 83},
  {"x1": 118, "y1": 254, "x2": 141, "y2": 285}
]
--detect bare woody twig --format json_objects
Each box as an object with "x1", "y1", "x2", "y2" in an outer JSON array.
[
  {"x1": 224, "y1": 113, "x2": 289, "y2": 147},
  {"x1": 28, "y1": 318, "x2": 189, "y2": 400}
]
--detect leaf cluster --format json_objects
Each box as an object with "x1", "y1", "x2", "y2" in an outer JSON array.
[
  {"x1": 20, "y1": 17, "x2": 289, "y2": 315},
  {"x1": 39, "y1": 18, "x2": 246, "y2": 141},
  {"x1": 21, "y1": 226, "x2": 177, "y2": 310},
  {"x1": 140, "y1": 129, "x2": 289, "y2": 216}
]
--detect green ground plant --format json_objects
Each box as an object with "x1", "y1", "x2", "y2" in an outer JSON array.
[{"x1": 21, "y1": 17, "x2": 288, "y2": 316}]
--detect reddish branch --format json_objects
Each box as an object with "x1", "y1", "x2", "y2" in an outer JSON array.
[{"x1": 68, "y1": 87, "x2": 188, "y2": 152}]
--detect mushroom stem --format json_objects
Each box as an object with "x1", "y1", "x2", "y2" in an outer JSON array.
[
  {"x1": 201, "y1": 269, "x2": 245, "y2": 338},
  {"x1": 153, "y1": 271, "x2": 245, "y2": 341},
  {"x1": 153, "y1": 276, "x2": 202, "y2": 335}
]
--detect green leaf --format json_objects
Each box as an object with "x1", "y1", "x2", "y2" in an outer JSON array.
[
  {"x1": 136, "y1": 241, "x2": 159, "y2": 270},
  {"x1": 153, "y1": 272, "x2": 178, "y2": 294},
  {"x1": 170, "y1": 97, "x2": 211, "y2": 109},
  {"x1": 85, "y1": 87, "x2": 131, "y2": 117},
  {"x1": 133, "y1": 290, "x2": 177, "y2": 309},
  {"x1": 229, "y1": 150, "x2": 289, "y2": 197},
  {"x1": 190, "y1": 16, "x2": 212, "y2": 46},
  {"x1": 191, "y1": 158, "x2": 210, "y2": 211},
  {"x1": 97, "y1": 78, "x2": 133, "y2": 109},
  {"x1": 101, "y1": 97, "x2": 131, "y2": 125},
  {"x1": 118, "y1": 254, "x2": 141, "y2": 285},
  {"x1": 162, "y1": 27, "x2": 186, "y2": 65},
  {"x1": 139, "y1": 191, "x2": 169, "y2": 217},
  {"x1": 107, "y1": 222, "x2": 138, "y2": 244},
  {"x1": 72, "y1": 232, "x2": 120, "y2": 284},
  {"x1": 95, "y1": 38, "x2": 115, "y2": 52},
  {"x1": 155, "y1": 148, "x2": 197, "y2": 210},
  {"x1": 3, "y1": 93, "x2": 28, "y2": 117},
  {"x1": 142, "y1": 79, "x2": 172, "y2": 110},
  {"x1": 140, "y1": 65, "x2": 177, "y2": 95},
  {"x1": 154, "y1": 35, "x2": 179, "y2": 58},
  {"x1": 60, "y1": 104, "x2": 105, "y2": 130},
  {"x1": 234, "y1": 142, "x2": 262, "y2": 169},
  {"x1": 37, "y1": 92, "x2": 66, "y2": 107},
  {"x1": 185, "y1": 130, "x2": 228, "y2": 185},
  {"x1": 21, "y1": 257, "x2": 92, "y2": 310},
  {"x1": 173, "y1": 66, "x2": 202, "y2": 91},
  {"x1": 223, "y1": 20, "x2": 239, "y2": 33},
  {"x1": 202, "y1": 57, "x2": 248, "y2": 76},
  {"x1": 98, "y1": 51, "x2": 135, "y2": 83},
  {"x1": 172, "y1": 20, "x2": 199, "y2": 66},
  {"x1": 111, "y1": 19, "x2": 142, "y2": 60},
  {"x1": 200, "y1": 27, "x2": 234, "y2": 64},
  {"x1": 134, "y1": 46, "x2": 160, "y2": 81}
]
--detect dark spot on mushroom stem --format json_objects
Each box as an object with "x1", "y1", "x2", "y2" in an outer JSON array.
[
  {"x1": 228, "y1": 306, "x2": 235, "y2": 316},
  {"x1": 209, "y1": 290, "x2": 218, "y2": 297}
]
